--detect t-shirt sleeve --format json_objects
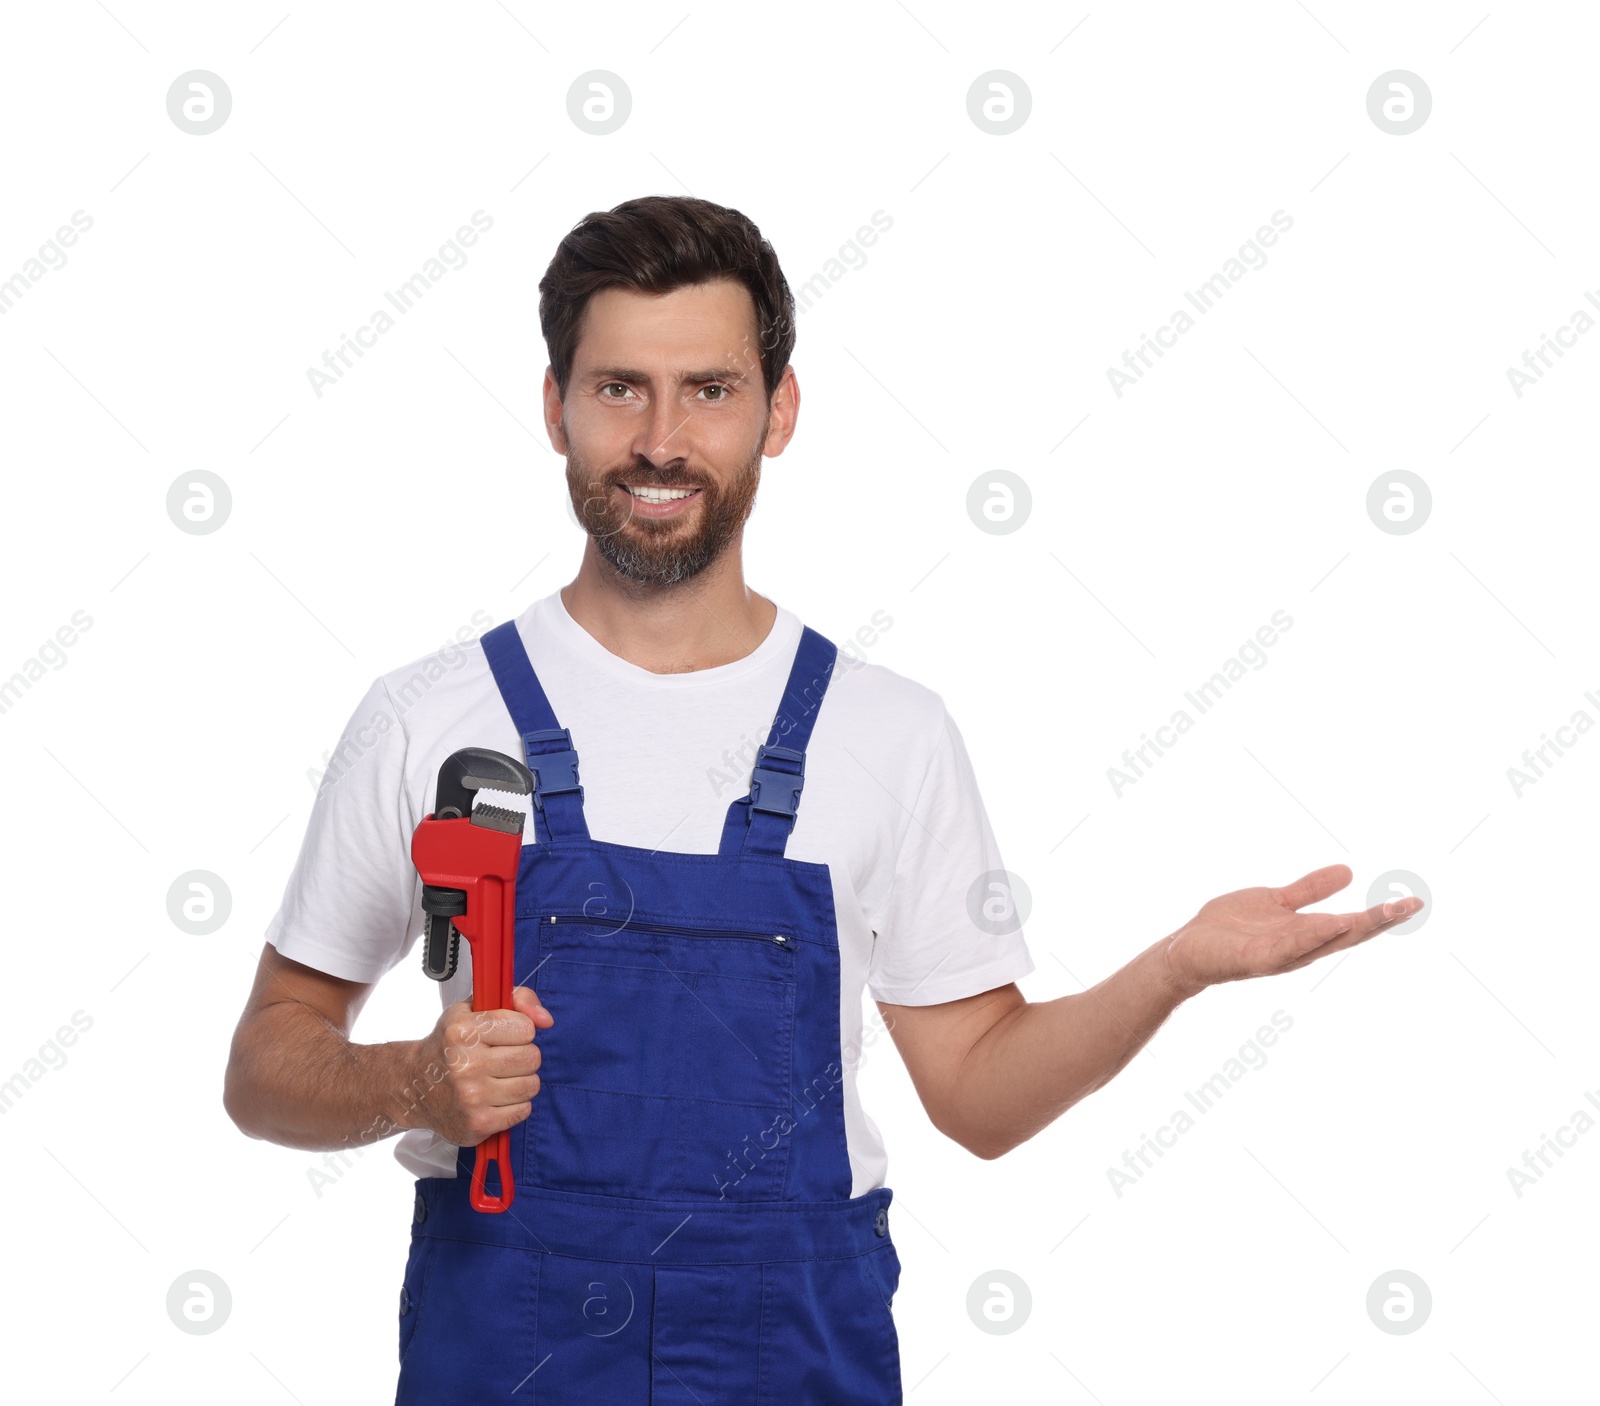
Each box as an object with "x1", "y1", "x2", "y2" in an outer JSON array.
[
  {"x1": 265, "y1": 677, "x2": 423, "y2": 985},
  {"x1": 866, "y1": 702, "x2": 1036, "y2": 1005}
]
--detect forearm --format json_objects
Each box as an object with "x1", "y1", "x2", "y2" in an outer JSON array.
[
  {"x1": 947, "y1": 937, "x2": 1196, "y2": 1158},
  {"x1": 224, "y1": 999, "x2": 426, "y2": 1152}
]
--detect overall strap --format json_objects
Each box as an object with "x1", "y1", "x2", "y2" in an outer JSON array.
[
  {"x1": 719, "y1": 625, "x2": 839, "y2": 859},
  {"x1": 480, "y1": 619, "x2": 590, "y2": 845}
]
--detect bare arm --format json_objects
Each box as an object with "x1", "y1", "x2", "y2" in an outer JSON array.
[
  {"x1": 880, "y1": 864, "x2": 1423, "y2": 1160},
  {"x1": 223, "y1": 942, "x2": 552, "y2": 1153},
  {"x1": 878, "y1": 942, "x2": 1182, "y2": 1160}
]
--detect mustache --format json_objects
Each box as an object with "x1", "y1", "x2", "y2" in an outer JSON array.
[{"x1": 585, "y1": 465, "x2": 714, "y2": 492}]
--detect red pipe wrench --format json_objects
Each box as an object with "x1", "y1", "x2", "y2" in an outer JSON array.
[{"x1": 411, "y1": 747, "x2": 533, "y2": 1213}]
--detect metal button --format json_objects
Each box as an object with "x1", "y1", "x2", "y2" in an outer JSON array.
[
  {"x1": 399, "y1": 1286, "x2": 413, "y2": 1316},
  {"x1": 414, "y1": 1189, "x2": 427, "y2": 1225},
  {"x1": 874, "y1": 1207, "x2": 888, "y2": 1237}
]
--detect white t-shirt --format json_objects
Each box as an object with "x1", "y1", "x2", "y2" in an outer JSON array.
[{"x1": 266, "y1": 590, "x2": 1035, "y2": 1195}]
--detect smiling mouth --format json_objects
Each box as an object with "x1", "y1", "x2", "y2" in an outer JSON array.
[{"x1": 622, "y1": 484, "x2": 700, "y2": 503}]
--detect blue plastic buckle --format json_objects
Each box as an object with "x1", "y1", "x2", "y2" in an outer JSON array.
[
  {"x1": 748, "y1": 744, "x2": 806, "y2": 820},
  {"x1": 523, "y1": 728, "x2": 583, "y2": 811}
]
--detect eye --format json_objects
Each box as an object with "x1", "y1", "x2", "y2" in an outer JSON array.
[
  {"x1": 699, "y1": 382, "x2": 730, "y2": 401},
  {"x1": 600, "y1": 382, "x2": 635, "y2": 400}
]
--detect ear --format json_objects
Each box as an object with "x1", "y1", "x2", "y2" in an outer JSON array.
[
  {"x1": 762, "y1": 364, "x2": 800, "y2": 457},
  {"x1": 543, "y1": 367, "x2": 568, "y2": 453}
]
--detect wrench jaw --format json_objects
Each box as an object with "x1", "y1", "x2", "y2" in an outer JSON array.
[
  {"x1": 433, "y1": 746, "x2": 535, "y2": 820},
  {"x1": 415, "y1": 748, "x2": 533, "y2": 983},
  {"x1": 464, "y1": 801, "x2": 526, "y2": 836}
]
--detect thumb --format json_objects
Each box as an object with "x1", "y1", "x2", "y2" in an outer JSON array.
[{"x1": 511, "y1": 984, "x2": 554, "y2": 1027}]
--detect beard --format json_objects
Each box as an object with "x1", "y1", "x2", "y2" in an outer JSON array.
[{"x1": 564, "y1": 428, "x2": 765, "y2": 588}]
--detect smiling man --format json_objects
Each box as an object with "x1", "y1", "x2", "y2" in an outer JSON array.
[{"x1": 224, "y1": 195, "x2": 1422, "y2": 1405}]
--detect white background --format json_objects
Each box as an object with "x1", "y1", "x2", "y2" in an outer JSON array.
[{"x1": 1, "y1": 2, "x2": 1595, "y2": 1401}]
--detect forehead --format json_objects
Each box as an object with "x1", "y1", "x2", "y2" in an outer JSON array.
[{"x1": 572, "y1": 278, "x2": 759, "y2": 371}]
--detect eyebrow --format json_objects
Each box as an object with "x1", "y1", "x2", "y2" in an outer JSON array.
[{"x1": 585, "y1": 365, "x2": 747, "y2": 386}]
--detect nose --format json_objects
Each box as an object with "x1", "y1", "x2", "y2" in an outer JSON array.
[{"x1": 633, "y1": 392, "x2": 689, "y2": 469}]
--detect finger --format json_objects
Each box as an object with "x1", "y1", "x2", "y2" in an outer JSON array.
[
  {"x1": 483, "y1": 1073, "x2": 542, "y2": 1106},
  {"x1": 465, "y1": 1007, "x2": 538, "y2": 1045},
  {"x1": 1270, "y1": 864, "x2": 1353, "y2": 912},
  {"x1": 441, "y1": 1003, "x2": 511, "y2": 1050},
  {"x1": 511, "y1": 985, "x2": 555, "y2": 1026},
  {"x1": 1302, "y1": 898, "x2": 1420, "y2": 956},
  {"x1": 467, "y1": 1101, "x2": 533, "y2": 1138},
  {"x1": 1347, "y1": 896, "x2": 1422, "y2": 936},
  {"x1": 500, "y1": 1101, "x2": 534, "y2": 1129},
  {"x1": 1276, "y1": 906, "x2": 1419, "y2": 973},
  {"x1": 481, "y1": 1041, "x2": 542, "y2": 1077}
]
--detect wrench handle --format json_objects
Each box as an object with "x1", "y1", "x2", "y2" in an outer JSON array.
[
  {"x1": 470, "y1": 1130, "x2": 514, "y2": 1213},
  {"x1": 468, "y1": 873, "x2": 517, "y2": 1214}
]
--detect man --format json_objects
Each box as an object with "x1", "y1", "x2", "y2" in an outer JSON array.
[{"x1": 224, "y1": 195, "x2": 1421, "y2": 1404}]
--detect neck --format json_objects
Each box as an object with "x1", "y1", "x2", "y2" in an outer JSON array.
[{"x1": 560, "y1": 539, "x2": 777, "y2": 674}]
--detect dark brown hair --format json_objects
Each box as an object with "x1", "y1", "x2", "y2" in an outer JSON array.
[{"x1": 539, "y1": 195, "x2": 796, "y2": 403}]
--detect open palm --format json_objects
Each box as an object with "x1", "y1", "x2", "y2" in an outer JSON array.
[{"x1": 1164, "y1": 863, "x2": 1422, "y2": 996}]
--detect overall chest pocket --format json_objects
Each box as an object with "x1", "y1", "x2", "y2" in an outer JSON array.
[{"x1": 523, "y1": 914, "x2": 800, "y2": 1202}]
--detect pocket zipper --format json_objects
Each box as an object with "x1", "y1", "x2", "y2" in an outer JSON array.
[{"x1": 544, "y1": 912, "x2": 794, "y2": 949}]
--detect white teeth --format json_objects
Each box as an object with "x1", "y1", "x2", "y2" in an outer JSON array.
[{"x1": 627, "y1": 485, "x2": 695, "y2": 503}]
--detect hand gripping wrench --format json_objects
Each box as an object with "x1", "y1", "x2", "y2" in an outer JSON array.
[{"x1": 410, "y1": 746, "x2": 533, "y2": 1213}]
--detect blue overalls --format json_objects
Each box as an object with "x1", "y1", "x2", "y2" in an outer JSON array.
[{"x1": 395, "y1": 618, "x2": 904, "y2": 1404}]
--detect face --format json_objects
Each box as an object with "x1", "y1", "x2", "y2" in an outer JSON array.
[{"x1": 546, "y1": 278, "x2": 797, "y2": 588}]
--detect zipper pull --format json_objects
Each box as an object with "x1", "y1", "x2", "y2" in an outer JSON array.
[{"x1": 773, "y1": 934, "x2": 790, "y2": 946}]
